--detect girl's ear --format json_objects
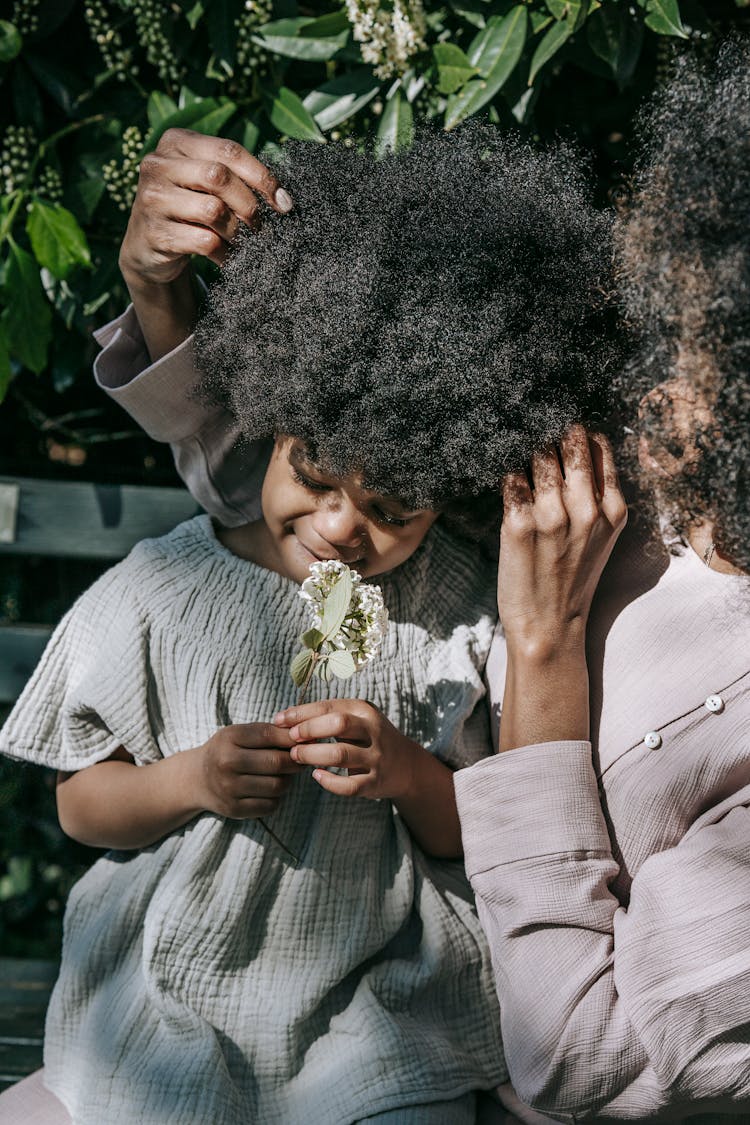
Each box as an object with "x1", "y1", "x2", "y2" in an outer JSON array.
[{"x1": 637, "y1": 377, "x2": 713, "y2": 481}]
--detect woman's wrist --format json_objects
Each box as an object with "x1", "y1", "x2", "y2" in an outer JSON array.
[{"x1": 121, "y1": 267, "x2": 200, "y2": 361}]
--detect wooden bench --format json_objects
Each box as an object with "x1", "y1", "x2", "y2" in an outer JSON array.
[{"x1": 0, "y1": 475, "x2": 199, "y2": 1086}]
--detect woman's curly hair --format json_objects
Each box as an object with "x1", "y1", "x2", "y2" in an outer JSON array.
[
  {"x1": 615, "y1": 37, "x2": 750, "y2": 570},
  {"x1": 195, "y1": 123, "x2": 625, "y2": 528}
]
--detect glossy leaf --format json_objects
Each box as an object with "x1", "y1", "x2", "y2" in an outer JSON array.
[
  {"x1": 445, "y1": 6, "x2": 527, "y2": 129},
  {"x1": 376, "y1": 90, "x2": 414, "y2": 155},
  {"x1": 433, "y1": 43, "x2": 478, "y2": 95},
  {"x1": 27, "y1": 201, "x2": 91, "y2": 281},
  {"x1": 5, "y1": 241, "x2": 52, "y2": 375},
  {"x1": 587, "y1": 5, "x2": 643, "y2": 87},
  {"x1": 0, "y1": 20, "x2": 22, "y2": 62},
  {"x1": 449, "y1": 0, "x2": 487, "y2": 30},
  {"x1": 528, "y1": 18, "x2": 573, "y2": 85},
  {"x1": 142, "y1": 98, "x2": 237, "y2": 154},
  {"x1": 254, "y1": 16, "x2": 350, "y2": 61},
  {"x1": 637, "y1": 0, "x2": 688, "y2": 38},
  {"x1": 147, "y1": 91, "x2": 178, "y2": 129},
  {"x1": 0, "y1": 319, "x2": 12, "y2": 404},
  {"x1": 265, "y1": 86, "x2": 326, "y2": 142},
  {"x1": 303, "y1": 69, "x2": 381, "y2": 130}
]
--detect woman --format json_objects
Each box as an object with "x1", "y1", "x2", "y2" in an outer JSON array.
[{"x1": 461, "y1": 38, "x2": 750, "y2": 1123}]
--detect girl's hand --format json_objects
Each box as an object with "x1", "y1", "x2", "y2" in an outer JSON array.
[
  {"x1": 197, "y1": 723, "x2": 303, "y2": 820},
  {"x1": 273, "y1": 700, "x2": 424, "y2": 801},
  {"x1": 120, "y1": 128, "x2": 293, "y2": 291},
  {"x1": 498, "y1": 425, "x2": 628, "y2": 659}
]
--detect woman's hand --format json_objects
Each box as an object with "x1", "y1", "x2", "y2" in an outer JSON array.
[
  {"x1": 498, "y1": 425, "x2": 627, "y2": 659},
  {"x1": 497, "y1": 426, "x2": 627, "y2": 753},
  {"x1": 273, "y1": 700, "x2": 422, "y2": 801},
  {"x1": 197, "y1": 723, "x2": 303, "y2": 820},
  {"x1": 118, "y1": 128, "x2": 293, "y2": 360}
]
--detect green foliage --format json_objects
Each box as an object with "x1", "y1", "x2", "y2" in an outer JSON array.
[{"x1": 0, "y1": 0, "x2": 743, "y2": 407}]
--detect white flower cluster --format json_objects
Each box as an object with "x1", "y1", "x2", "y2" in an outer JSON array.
[
  {"x1": 102, "y1": 125, "x2": 142, "y2": 212},
  {"x1": 235, "y1": 0, "x2": 273, "y2": 83},
  {"x1": 299, "y1": 560, "x2": 389, "y2": 669},
  {"x1": 344, "y1": 0, "x2": 426, "y2": 80}
]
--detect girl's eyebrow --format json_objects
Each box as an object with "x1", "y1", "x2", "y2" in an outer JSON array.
[{"x1": 289, "y1": 443, "x2": 424, "y2": 517}]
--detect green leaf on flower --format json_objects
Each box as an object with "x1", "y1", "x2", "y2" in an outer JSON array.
[
  {"x1": 433, "y1": 43, "x2": 478, "y2": 95},
  {"x1": 445, "y1": 6, "x2": 527, "y2": 129},
  {"x1": 301, "y1": 627, "x2": 325, "y2": 650},
  {"x1": 319, "y1": 569, "x2": 354, "y2": 638},
  {"x1": 27, "y1": 200, "x2": 91, "y2": 281},
  {"x1": 376, "y1": 90, "x2": 414, "y2": 156},
  {"x1": 327, "y1": 649, "x2": 357, "y2": 680},
  {"x1": 4, "y1": 240, "x2": 52, "y2": 375},
  {"x1": 290, "y1": 649, "x2": 315, "y2": 688},
  {"x1": 528, "y1": 18, "x2": 573, "y2": 85},
  {"x1": 265, "y1": 86, "x2": 326, "y2": 142},
  {"x1": 636, "y1": 0, "x2": 688, "y2": 38}
]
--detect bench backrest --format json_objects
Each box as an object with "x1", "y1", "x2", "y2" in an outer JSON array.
[{"x1": 0, "y1": 477, "x2": 200, "y2": 704}]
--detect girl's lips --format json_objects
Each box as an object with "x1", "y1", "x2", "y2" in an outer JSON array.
[{"x1": 298, "y1": 539, "x2": 363, "y2": 567}]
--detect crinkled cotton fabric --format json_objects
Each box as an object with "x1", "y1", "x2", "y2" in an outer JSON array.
[{"x1": 1, "y1": 516, "x2": 506, "y2": 1125}]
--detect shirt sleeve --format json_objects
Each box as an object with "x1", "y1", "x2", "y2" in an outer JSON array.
[
  {"x1": 455, "y1": 742, "x2": 750, "y2": 1121},
  {"x1": 0, "y1": 547, "x2": 163, "y2": 771},
  {"x1": 93, "y1": 305, "x2": 267, "y2": 527}
]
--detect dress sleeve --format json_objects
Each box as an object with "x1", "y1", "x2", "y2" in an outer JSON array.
[
  {"x1": 93, "y1": 305, "x2": 267, "y2": 527},
  {"x1": 455, "y1": 742, "x2": 750, "y2": 1121},
  {"x1": 0, "y1": 550, "x2": 162, "y2": 771}
]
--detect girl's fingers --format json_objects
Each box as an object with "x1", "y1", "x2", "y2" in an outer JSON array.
[
  {"x1": 156, "y1": 130, "x2": 293, "y2": 214},
  {"x1": 290, "y1": 742, "x2": 369, "y2": 770},
  {"x1": 311, "y1": 770, "x2": 367, "y2": 797},
  {"x1": 273, "y1": 699, "x2": 341, "y2": 728}
]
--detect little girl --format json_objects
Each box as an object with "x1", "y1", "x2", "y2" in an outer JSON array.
[{"x1": 0, "y1": 125, "x2": 623, "y2": 1124}]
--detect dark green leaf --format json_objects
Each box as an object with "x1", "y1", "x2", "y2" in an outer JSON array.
[
  {"x1": 299, "y1": 11, "x2": 351, "y2": 37},
  {"x1": 0, "y1": 20, "x2": 22, "y2": 62},
  {"x1": 142, "y1": 98, "x2": 238, "y2": 154},
  {"x1": 11, "y1": 61, "x2": 45, "y2": 131},
  {"x1": 265, "y1": 86, "x2": 326, "y2": 142},
  {"x1": 0, "y1": 319, "x2": 12, "y2": 404},
  {"x1": 290, "y1": 649, "x2": 315, "y2": 687},
  {"x1": 66, "y1": 177, "x2": 106, "y2": 223},
  {"x1": 327, "y1": 649, "x2": 357, "y2": 680},
  {"x1": 433, "y1": 43, "x2": 478, "y2": 95},
  {"x1": 587, "y1": 5, "x2": 643, "y2": 87},
  {"x1": 205, "y1": 0, "x2": 238, "y2": 65},
  {"x1": 301, "y1": 627, "x2": 325, "y2": 650},
  {"x1": 528, "y1": 18, "x2": 573, "y2": 85},
  {"x1": 4, "y1": 241, "x2": 52, "y2": 375},
  {"x1": 320, "y1": 569, "x2": 354, "y2": 637},
  {"x1": 185, "y1": 2, "x2": 205, "y2": 31},
  {"x1": 376, "y1": 90, "x2": 414, "y2": 155},
  {"x1": 147, "y1": 91, "x2": 178, "y2": 129},
  {"x1": 445, "y1": 6, "x2": 527, "y2": 128},
  {"x1": 255, "y1": 16, "x2": 350, "y2": 61},
  {"x1": 449, "y1": 0, "x2": 487, "y2": 30},
  {"x1": 242, "y1": 119, "x2": 261, "y2": 153},
  {"x1": 27, "y1": 201, "x2": 91, "y2": 281},
  {"x1": 637, "y1": 0, "x2": 688, "y2": 37},
  {"x1": 24, "y1": 54, "x2": 81, "y2": 117},
  {"x1": 303, "y1": 69, "x2": 381, "y2": 130}
]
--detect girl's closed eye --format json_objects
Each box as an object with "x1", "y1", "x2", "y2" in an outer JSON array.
[
  {"x1": 372, "y1": 505, "x2": 409, "y2": 528},
  {"x1": 292, "y1": 466, "x2": 331, "y2": 493}
]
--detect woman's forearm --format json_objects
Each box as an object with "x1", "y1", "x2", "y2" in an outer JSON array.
[
  {"x1": 394, "y1": 746, "x2": 463, "y2": 858},
  {"x1": 56, "y1": 749, "x2": 205, "y2": 849},
  {"x1": 123, "y1": 269, "x2": 200, "y2": 363},
  {"x1": 499, "y1": 632, "x2": 590, "y2": 753}
]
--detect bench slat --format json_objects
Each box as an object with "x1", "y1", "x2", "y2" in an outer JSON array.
[
  {"x1": 0, "y1": 960, "x2": 57, "y2": 1086},
  {"x1": 0, "y1": 625, "x2": 51, "y2": 705},
  {"x1": 0, "y1": 477, "x2": 200, "y2": 560}
]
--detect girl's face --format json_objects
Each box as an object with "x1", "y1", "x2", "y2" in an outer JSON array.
[{"x1": 258, "y1": 436, "x2": 438, "y2": 583}]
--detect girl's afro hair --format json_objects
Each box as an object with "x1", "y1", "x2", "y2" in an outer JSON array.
[
  {"x1": 195, "y1": 123, "x2": 625, "y2": 515},
  {"x1": 615, "y1": 37, "x2": 750, "y2": 570}
]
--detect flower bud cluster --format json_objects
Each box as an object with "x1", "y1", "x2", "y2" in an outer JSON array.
[
  {"x1": 36, "y1": 166, "x2": 63, "y2": 203},
  {"x1": 235, "y1": 0, "x2": 273, "y2": 83},
  {"x1": 12, "y1": 0, "x2": 40, "y2": 37},
  {"x1": 102, "y1": 125, "x2": 142, "y2": 212},
  {"x1": 344, "y1": 0, "x2": 426, "y2": 80},
  {"x1": 299, "y1": 560, "x2": 389, "y2": 670},
  {"x1": 118, "y1": 0, "x2": 183, "y2": 87},
  {"x1": 85, "y1": 1, "x2": 133, "y2": 80},
  {"x1": 1, "y1": 125, "x2": 36, "y2": 195}
]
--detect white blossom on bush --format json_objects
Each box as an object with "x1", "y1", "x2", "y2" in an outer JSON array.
[{"x1": 344, "y1": 0, "x2": 427, "y2": 80}]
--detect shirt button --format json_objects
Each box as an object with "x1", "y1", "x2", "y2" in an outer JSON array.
[
  {"x1": 644, "y1": 731, "x2": 662, "y2": 750},
  {"x1": 705, "y1": 694, "x2": 725, "y2": 713}
]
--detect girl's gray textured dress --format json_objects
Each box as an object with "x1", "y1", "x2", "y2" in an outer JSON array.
[{"x1": 1, "y1": 516, "x2": 506, "y2": 1124}]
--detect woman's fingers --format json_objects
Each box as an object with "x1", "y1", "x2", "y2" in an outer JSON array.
[
  {"x1": 530, "y1": 448, "x2": 563, "y2": 494},
  {"x1": 588, "y1": 432, "x2": 628, "y2": 529},
  {"x1": 156, "y1": 129, "x2": 293, "y2": 214}
]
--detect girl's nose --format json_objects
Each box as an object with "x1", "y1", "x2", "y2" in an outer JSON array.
[{"x1": 314, "y1": 498, "x2": 365, "y2": 548}]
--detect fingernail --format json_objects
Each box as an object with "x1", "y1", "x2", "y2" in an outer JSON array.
[
  {"x1": 312, "y1": 770, "x2": 323, "y2": 783},
  {"x1": 272, "y1": 712, "x2": 285, "y2": 724},
  {"x1": 289, "y1": 726, "x2": 301, "y2": 741},
  {"x1": 274, "y1": 188, "x2": 293, "y2": 213},
  {"x1": 290, "y1": 747, "x2": 299, "y2": 762}
]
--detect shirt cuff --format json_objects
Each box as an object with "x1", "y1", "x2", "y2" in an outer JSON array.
[
  {"x1": 93, "y1": 303, "x2": 221, "y2": 444},
  {"x1": 455, "y1": 741, "x2": 612, "y2": 877}
]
